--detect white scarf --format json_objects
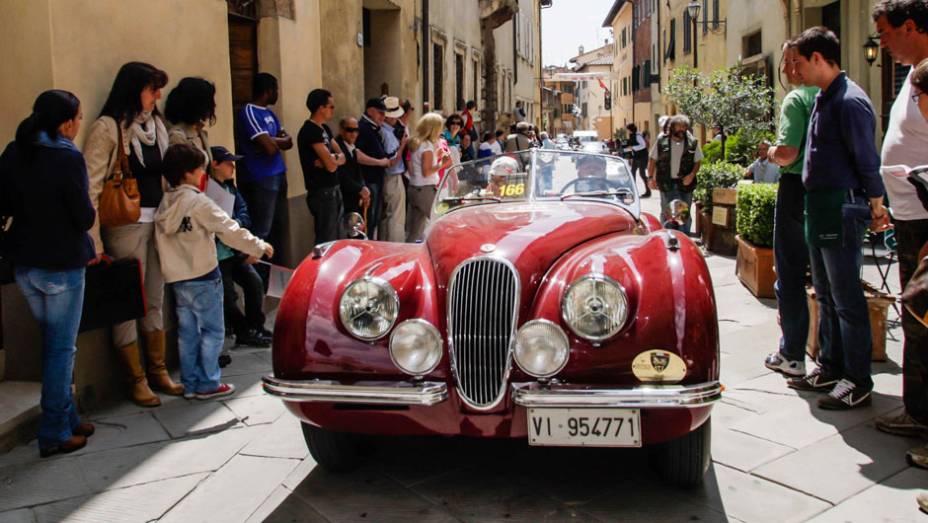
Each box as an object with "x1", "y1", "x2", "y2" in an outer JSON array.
[{"x1": 128, "y1": 112, "x2": 169, "y2": 167}]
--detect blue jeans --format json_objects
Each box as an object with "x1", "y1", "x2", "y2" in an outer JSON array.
[
  {"x1": 809, "y1": 205, "x2": 872, "y2": 390},
  {"x1": 660, "y1": 188, "x2": 693, "y2": 234},
  {"x1": 239, "y1": 174, "x2": 285, "y2": 241},
  {"x1": 15, "y1": 266, "x2": 85, "y2": 447},
  {"x1": 366, "y1": 182, "x2": 383, "y2": 239},
  {"x1": 172, "y1": 277, "x2": 225, "y2": 393},
  {"x1": 774, "y1": 175, "x2": 810, "y2": 361}
]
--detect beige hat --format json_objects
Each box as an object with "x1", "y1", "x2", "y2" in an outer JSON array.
[{"x1": 382, "y1": 96, "x2": 405, "y2": 118}]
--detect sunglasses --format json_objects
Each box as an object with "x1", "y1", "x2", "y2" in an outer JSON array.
[
  {"x1": 344, "y1": 127, "x2": 359, "y2": 133},
  {"x1": 450, "y1": 121, "x2": 463, "y2": 126}
]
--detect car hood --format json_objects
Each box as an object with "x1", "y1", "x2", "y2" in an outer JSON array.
[{"x1": 426, "y1": 201, "x2": 637, "y2": 298}]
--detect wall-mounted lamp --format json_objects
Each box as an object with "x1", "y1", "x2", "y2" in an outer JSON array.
[{"x1": 864, "y1": 36, "x2": 880, "y2": 66}]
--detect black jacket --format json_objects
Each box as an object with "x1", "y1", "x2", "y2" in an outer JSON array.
[
  {"x1": 356, "y1": 115, "x2": 387, "y2": 186},
  {"x1": 0, "y1": 141, "x2": 96, "y2": 270},
  {"x1": 336, "y1": 137, "x2": 366, "y2": 215}
]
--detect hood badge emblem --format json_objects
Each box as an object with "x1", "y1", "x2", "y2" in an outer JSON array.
[{"x1": 480, "y1": 243, "x2": 496, "y2": 253}]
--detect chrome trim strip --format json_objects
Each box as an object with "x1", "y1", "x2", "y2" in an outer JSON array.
[
  {"x1": 262, "y1": 376, "x2": 448, "y2": 406},
  {"x1": 447, "y1": 256, "x2": 521, "y2": 411},
  {"x1": 511, "y1": 381, "x2": 722, "y2": 409}
]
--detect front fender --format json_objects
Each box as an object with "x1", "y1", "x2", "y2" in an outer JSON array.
[
  {"x1": 272, "y1": 240, "x2": 447, "y2": 381},
  {"x1": 522, "y1": 230, "x2": 719, "y2": 385}
]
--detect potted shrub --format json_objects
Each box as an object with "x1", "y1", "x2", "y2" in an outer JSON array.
[
  {"x1": 735, "y1": 182, "x2": 777, "y2": 298},
  {"x1": 693, "y1": 161, "x2": 741, "y2": 248},
  {"x1": 806, "y1": 282, "x2": 896, "y2": 362}
]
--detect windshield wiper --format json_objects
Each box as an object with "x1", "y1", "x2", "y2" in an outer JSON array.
[
  {"x1": 560, "y1": 190, "x2": 633, "y2": 201},
  {"x1": 441, "y1": 196, "x2": 503, "y2": 204}
]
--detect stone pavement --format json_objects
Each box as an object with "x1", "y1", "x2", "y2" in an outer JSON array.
[{"x1": 0, "y1": 194, "x2": 925, "y2": 522}]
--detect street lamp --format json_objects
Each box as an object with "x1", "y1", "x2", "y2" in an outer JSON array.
[
  {"x1": 864, "y1": 36, "x2": 880, "y2": 66},
  {"x1": 687, "y1": 1, "x2": 701, "y2": 71}
]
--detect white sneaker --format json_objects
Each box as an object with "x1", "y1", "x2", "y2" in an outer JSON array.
[{"x1": 764, "y1": 352, "x2": 806, "y2": 377}]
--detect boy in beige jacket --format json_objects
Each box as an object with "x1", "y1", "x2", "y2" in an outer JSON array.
[{"x1": 155, "y1": 143, "x2": 273, "y2": 399}]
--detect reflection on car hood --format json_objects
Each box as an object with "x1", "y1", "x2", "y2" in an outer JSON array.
[{"x1": 426, "y1": 201, "x2": 636, "y2": 294}]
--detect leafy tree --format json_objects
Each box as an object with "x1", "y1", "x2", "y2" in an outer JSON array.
[{"x1": 666, "y1": 66, "x2": 774, "y2": 159}]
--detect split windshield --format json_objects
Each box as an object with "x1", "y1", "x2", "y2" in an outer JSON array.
[{"x1": 433, "y1": 149, "x2": 640, "y2": 218}]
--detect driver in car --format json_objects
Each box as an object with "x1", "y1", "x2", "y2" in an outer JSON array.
[
  {"x1": 573, "y1": 155, "x2": 610, "y2": 193},
  {"x1": 486, "y1": 156, "x2": 520, "y2": 197}
]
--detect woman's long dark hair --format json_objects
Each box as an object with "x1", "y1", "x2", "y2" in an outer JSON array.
[
  {"x1": 15, "y1": 89, "x2": 81, "y2": 159},
  {"x1": 99, "y1": 62, "x2": 168, "y2": 126},
  {"x1": 164, "y1": 77, "x2": 217, "y2": 126}
]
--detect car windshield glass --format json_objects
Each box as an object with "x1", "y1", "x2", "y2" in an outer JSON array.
[{"x1": 433, "y1": 150, "x2": 639, "y2": 218}]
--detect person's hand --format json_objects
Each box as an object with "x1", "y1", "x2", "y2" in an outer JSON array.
[
  {"x1": 360, "y1": 186, "x2": 371, "y2": 200},
  {"x1": 87, "y1": 254, "x2": 111, "y2": 266},
  {"x1": 648, "y1": 178, "x2": 658, "y2": 190},
  {"x1": 870, "y1": 205, "x2": 893, "y2": 232},
  {"x1": 244, "y1": 255, "x2": 259, "y2": 265},
  {"x1": 277, "y1": 130, "x2": 289, "y2": 138},
  {"x1": 264, "y1": 244, "x2": 275, "y2": 259},
  {"x1": 381, "y1": 157, "x2": 391, "y2": 168},
  {"x1": 683, "y1": 173, "x2": 696, "y2": 186},
  {"x1": 313, "y1": 159, "x2": 323, "y2": 168}
]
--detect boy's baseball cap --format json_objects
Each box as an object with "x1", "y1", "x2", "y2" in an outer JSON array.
[{"x1": 210, "y1": 146, "x2": 243, "y2": 163}]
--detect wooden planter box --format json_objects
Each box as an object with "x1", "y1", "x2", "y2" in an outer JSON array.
[
  {"x1": 708, "y1": 188, "x2": 738, "y2": 256},
  {"x1": 806, "y1": 282, "x2": 895, "y2": 362},
  {"x1": 735, "y1": 235, "x2": 776, "y2": 299}
]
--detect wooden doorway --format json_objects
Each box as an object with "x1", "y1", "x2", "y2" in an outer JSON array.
[{"x1": 228, "y1": 13, "x2": 258, "y2": 112}]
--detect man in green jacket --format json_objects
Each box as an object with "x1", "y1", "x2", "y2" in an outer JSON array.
[{"x1": 764, "y1": 41, "x2": 820, "y2": 378}]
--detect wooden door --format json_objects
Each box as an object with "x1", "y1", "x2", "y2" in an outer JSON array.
[{"x1": 228, "y1": 14, "x2": 258, "y2": 112}]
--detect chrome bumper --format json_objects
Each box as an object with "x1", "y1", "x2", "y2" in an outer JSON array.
[
  {"x1": 511, "y1": 381, "x2": 722, "y2": 409},
  {"x1": 262, "y1": 376, "x2": 449, "y2": 406}
]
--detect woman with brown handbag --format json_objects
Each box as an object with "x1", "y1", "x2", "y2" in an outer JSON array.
[{"x1": 84, "y1": 62, "x2": 183, "y2": 407}]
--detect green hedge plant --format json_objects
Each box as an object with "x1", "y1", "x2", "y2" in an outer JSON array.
[
  {"x1": 736, "y1": 182, "x2": 778, "y2": 247},
  {"x1": 694, "y1": 161, "x2": 742, "y2": 211}
]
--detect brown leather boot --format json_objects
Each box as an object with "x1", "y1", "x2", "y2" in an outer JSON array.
[
  {"x1": 117, "y1": 342, "x2": 161, "y2": 407},
  {"x1": 142, "y1": 330, "x2": 185, "y2": 396}
]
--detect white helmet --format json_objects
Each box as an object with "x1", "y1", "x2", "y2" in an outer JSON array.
[{"x1": 488, "y1": 156, "x2": 520, "y2": 177}]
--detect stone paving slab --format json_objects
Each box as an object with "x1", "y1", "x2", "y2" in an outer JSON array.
[
  {"x1": 32, "y1": 473, "x2": 206, "y2": 523},
  {"x1": 805, "y1": 467, "x2": 928, "y2": 522},
  {"x1": 224, "y1": 394, "x2": 288, "y2": 426},
  {"x1": 753, "y1": 423, "x2": 921, "y2": 505},
  {"x1": 160, "y1": 455, "x2": 299, "y2": 523},
  {"x1": 685, "y1": 463, "x2": 832, "y2": 523},
  {"x1": 712, "y1": 426, "x2": 796, "y2": 472},
  {"x1": 239, "y1": 415, "x2": 308, "y2": 460},
  {"x1": 246, "y1": 485, "x2": 328, "y2": 523},
  {"x1": 0, "y1": 509, "x2": 34, "y2": 523},
  {"x1": 152, "y1": 400, "x2": 243, "y2": 439},
  {"x1": 0, "y1": 452, "x2": 92, "y2": 511}
]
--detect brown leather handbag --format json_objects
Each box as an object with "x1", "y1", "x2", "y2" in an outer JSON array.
[{"x1": 98, "y1": 124, "x2": 140, "y2": 227}]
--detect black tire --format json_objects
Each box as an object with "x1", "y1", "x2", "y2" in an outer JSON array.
[
  {"x1": 301, "y1": 423, "x2": 362, "y2": 472},
  {"x1": 651, "y1": 418, "x2": 711, "y2": 488}
]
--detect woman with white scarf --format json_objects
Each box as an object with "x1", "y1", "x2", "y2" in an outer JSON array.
[{"x1": 84, "y1": 62, "x2": 183, "y2": 407}]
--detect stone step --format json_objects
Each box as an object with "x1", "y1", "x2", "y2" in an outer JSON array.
[{"x1": 0, "y1": 381, "x2": 41, "y2": 453}]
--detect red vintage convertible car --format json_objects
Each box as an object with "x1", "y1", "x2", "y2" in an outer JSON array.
[{"x1": 264, "y1": 150, "x2": 721, "y2": 486}]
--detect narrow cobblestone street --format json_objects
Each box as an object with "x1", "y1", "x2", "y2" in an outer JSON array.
[{"x1": 0, "y1": 196, "x2": 922, "y2": 523}]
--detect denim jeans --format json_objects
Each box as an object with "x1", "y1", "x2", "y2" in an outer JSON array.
[
  {"x1": 809, "y1": 205, "x2": 873, "y2": 390},
  {"x1": 659, "y1": 188, "x2": 693, "y2": 234},
  {"x1": 172, "y1": 277, "x2": 225, "y2": 393},
  {"x1": 239, "y1": 174, "x2": 285, "y2": 241},
  {"x1": 774, "y1": 175, "x2": 810, "y2": 362},
  {"x1": 896, "y1": 219, "x2": 928, "y2": 423},
  {"x1": 219, "y1": 257, "x2": 266, "y2": 336},
  {"x1": 366, "y1": 182, "x2": 383, "y2": 239},
  {"x1": 15, "y1": 266, "x2": 85, "y2": 447},
  {"x1": 307, "y1": 186, "x2": 344, "y2": 245}
]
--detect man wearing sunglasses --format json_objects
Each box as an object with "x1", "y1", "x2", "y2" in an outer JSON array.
[{"x1": 335, "y1": 117, "x2": 370, "y2": 222}]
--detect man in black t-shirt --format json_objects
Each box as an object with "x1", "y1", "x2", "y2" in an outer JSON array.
[{"x1": 298, "y1": 89, "x2": 345, "y2": 245}]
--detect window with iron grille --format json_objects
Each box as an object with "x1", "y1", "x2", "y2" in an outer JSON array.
[
  {"x1": 713, "y1": 0, "x2": 719, "y2": 28},
  {"x1": 743, "y1": 31, "x2": 762, "y2": 59},
  {"x1": 683, "y1": 10, "x2": 691, "y2": 55}
]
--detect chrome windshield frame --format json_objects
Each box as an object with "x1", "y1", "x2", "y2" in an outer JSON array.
[{"x1": 432, "y1": 149, "x2": 640, "y2": 219}]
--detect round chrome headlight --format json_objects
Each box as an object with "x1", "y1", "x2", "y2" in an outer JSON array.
[
  {"x1": 338, "y1": 277, "x2": 399, "y2": 341},
  {"x1": 389, "y1": 319, "x2": 442, "y2": 376},
  {"x1": 561, "y1": 274, "x2": 628, "y2": 342},
  {"x1": 514, "y1": 320, "x2": 569, "y2": 378}
]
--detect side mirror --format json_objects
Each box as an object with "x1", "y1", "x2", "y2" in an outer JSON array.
[{"x1": 345, "y1": 212, "x2": 367, "y2": 240}]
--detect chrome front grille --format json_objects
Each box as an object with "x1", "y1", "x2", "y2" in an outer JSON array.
[{"x1": 448, "y1": 257, "x2": 519, "y2": 410}]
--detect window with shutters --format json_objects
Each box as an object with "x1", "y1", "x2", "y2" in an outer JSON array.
[
  {"x1": 683, "y1": 11, "x2": 691, "y2": 55},
  {"x1": 433, "y1": 42, "x2": 444, "y2": 110},
  {"x1": 713, "y1": 0, "x2": 719, "y2": 28}
]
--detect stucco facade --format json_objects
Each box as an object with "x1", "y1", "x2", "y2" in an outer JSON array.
[{"x1": 494, "y1": 0, "x2": 543, "y2": 129}]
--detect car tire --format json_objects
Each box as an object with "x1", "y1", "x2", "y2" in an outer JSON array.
[
  {"x1": 301, "y1": 423, "x2": 362, "y2": 472},
  {"x1": 651, "y1": 418, "x2": 711, "y2": 488}
]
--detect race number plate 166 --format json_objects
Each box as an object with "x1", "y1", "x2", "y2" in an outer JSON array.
[{"x1": 527, "y1": 408, "x2": 641, "y2": 447}]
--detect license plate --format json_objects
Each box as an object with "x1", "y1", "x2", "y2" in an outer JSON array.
[{"x1": 527, "y1": 408, "x2": 641, "y2": 447}]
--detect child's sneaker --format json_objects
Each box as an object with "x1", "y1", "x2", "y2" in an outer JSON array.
[
  {"x1": 764, "y1": 352, "x2": 806, "y2": 377},
  {"x1": 195, "y1": 383, "x2": 236, "y2": 400}
]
